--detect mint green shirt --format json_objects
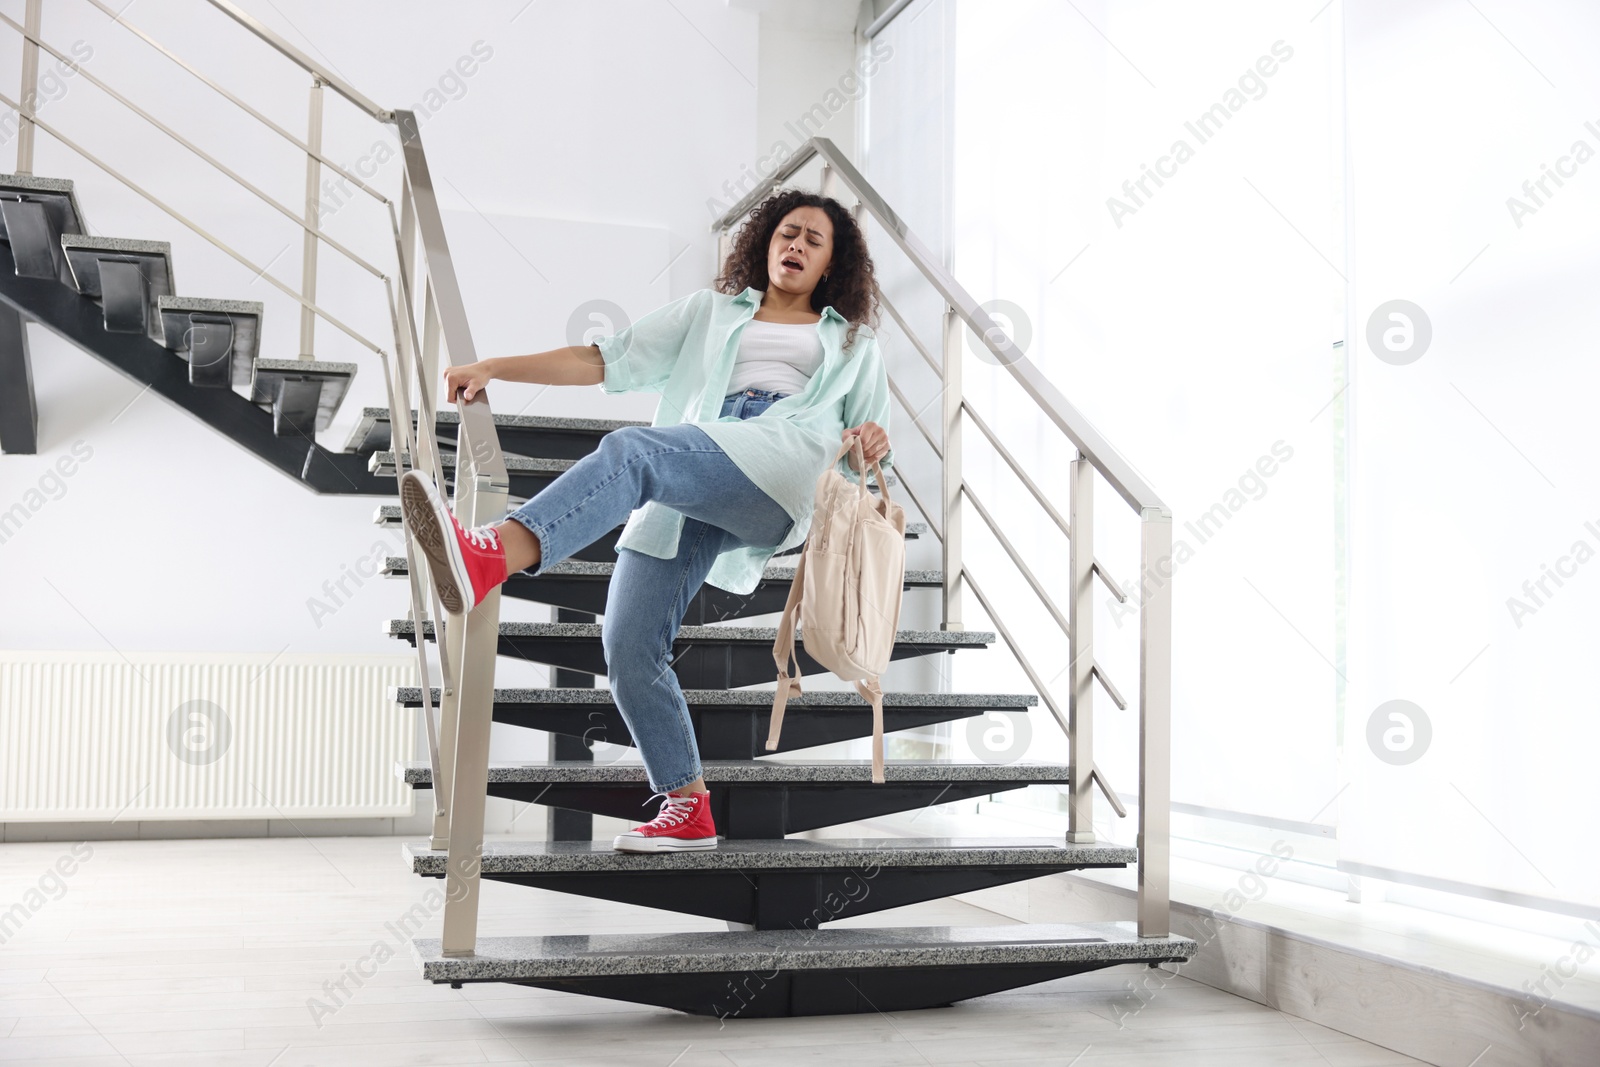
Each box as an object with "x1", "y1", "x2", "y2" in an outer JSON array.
[{"x1": 594, "y1": 285, "x2": 896, "y2": 594}]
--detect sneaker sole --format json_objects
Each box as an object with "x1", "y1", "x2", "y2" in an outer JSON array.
[
  {"x1": 610, "y1": 835, "x2": 719, "y2": 853},
  {"x1": 399, "y1": 471, "x2": 470, "y2": 616}
]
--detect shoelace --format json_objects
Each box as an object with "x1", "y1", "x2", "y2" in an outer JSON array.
[
  {"x1": 640, "y1": 791, "x2": 699, "y2": 828},
  {"x1": 463, "y1": 524, "x2": 500, "y2": 551}
]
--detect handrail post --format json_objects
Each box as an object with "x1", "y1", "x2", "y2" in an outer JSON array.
[
  {"x1": 15, "y1": 0, "x2": 41, "y2": 173},
  {"x1": 441, "y1": 468, "x2": 506, "y2": 956},
  {"x1": 394, "y1": 107, "x2": 510, "y2": 959},
  {"x1": 1066, "y1": 458, "x2": 1095, "y2": 844},
  {"x1": 1138, "y1": 506, "x2": 1173, "y2": 937},
  {"x1": 298, "y1": 76, "x2": 324, "y2": 360},
  {"x1": 940, "y1": 306, "x2": 963, "y2": 631}
]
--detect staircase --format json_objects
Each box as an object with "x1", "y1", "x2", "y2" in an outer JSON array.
[
  {"x1": 1, "y1": 0, "x2": 1192, "y2": 1022},
  {"x1": 375, "y1": 398, "x2": 1191, "y2": 1017}
]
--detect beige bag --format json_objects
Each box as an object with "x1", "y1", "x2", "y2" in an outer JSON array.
[{"x1": 766, "y1": 434, "x2": 907, "y2": 783}]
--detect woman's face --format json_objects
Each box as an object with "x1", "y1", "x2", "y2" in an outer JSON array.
[{"x1": 766, "y1": 206, "x2": 834, "y2": 298}]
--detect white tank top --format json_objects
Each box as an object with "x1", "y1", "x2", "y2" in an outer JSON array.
[{"x1": 726, "y1": 319, "x2": 824, "y2": 396}]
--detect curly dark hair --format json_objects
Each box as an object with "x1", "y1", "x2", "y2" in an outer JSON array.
[{"x1": 714, "y1": 190, "x2": 880, "y2": 353}]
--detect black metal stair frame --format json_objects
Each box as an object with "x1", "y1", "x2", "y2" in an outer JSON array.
[{"x1": 0, "y1": 174, "x2": 377, "y2": 490}]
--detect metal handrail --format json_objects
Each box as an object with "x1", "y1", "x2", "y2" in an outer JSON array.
[
  {"x1": 206, "y1": 0, "x2": 389, "y2": 120},
  {"x1": 710, "y1": 137, "x2": 1173, "y2": 938},
  {"x1": 9, "y1": 0, "x2": 509, "y2": 955}
]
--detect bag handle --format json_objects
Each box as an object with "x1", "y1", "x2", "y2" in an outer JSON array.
[
  {"x1": 765, "y1": 548, "x2": 808, "y2": 753},
  {"x1": 832, "y1": 432, "x2": 893, "y2": 510}
]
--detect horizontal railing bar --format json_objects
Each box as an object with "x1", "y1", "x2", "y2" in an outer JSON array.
[
  {"x1": 0, "y1": 85, "x2": 386, "y2": 357},
  {"x1": 963, "y1": 478, "x2": 1130, "y2": 708},
  {"x1": 887, "y1": 455, "x2": 940, "y2": 544},
  {"x1": 1094, "y1": 561, "x2": 1128, "y2": 603},
  {"x1": 878, "y1": 288, "x2": 942, "y2": 378},
  {"x1": 0, "y1": 13, "x2": 388, "y2": 281},
  {"x1": 79, "y1": 0, "x2": 388, "y2": 205},
  {"x1": 885, "y1": 371, "x2": 941, "y2": 458},
  {"x1": 962, "y1": 563, "x2": 1124, "y2": 816},
  {"x1": 1091, "y1": 769, "x2": 1128, "y2": 817},
  {"x1": 1093, "y1": 664, "x2": 1128, "y2": 711},
  {"x1": 961, "y1": 398, "x2": 1127, "y2": 601},
  {"x1": 962, "y1": 399, "x2": 1069, "y2": 537},
  {"x1": 961, "y1": 564, "x2": 1072, "y2": 748},
  {"x1": 206, "y1": 0, "x2": 389, "y2": 120},
  {"x1": 713, "y1": 137, "x2": 1167, "y2": 515},
  {"x1": 962, "y1": 480, "x2": 1070, "y2": 637}
]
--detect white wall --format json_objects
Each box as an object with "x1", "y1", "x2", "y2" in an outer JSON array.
[{"x1": 0, "y1": 0, "x2": 758, "y2": 657}]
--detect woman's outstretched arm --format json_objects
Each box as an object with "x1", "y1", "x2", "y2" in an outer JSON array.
[{"x1": 443, "y1": 345, "x2": 605, "y2": 402}]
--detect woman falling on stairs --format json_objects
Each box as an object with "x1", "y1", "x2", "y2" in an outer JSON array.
[{"x1": 400, "y1": 190, "x2": 896, "y2": 854}]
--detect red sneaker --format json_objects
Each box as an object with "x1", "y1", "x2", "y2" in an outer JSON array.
[
  {"x1": 399, "y1": 470, "x2": 507, "y2": 615},
  {"x1": 612, "y1": 790, "x2": 718, "y2": 852}
]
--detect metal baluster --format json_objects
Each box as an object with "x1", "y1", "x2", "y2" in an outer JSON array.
[
  {"x1": 299, "y1": 77, "x2": 323, "y2": 360},
  {"x1": 1067, "y1": 458, "x2": 1095, "y2": 844},
  {"x1": 15, "y1": 0, "x2": 40, "y2": 173},
  {"x1": 940, "y1": 307, "x2": 963, "y2": 631}
]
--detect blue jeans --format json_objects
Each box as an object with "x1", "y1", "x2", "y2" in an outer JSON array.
[{"x1": 503, "y1": 388, "x2": 793, "y2": 793}]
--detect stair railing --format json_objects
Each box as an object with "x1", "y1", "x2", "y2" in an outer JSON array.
[
  {"x1": 711, "y1": 138, "x2": 1173, "y2": 938},
  {"x1": 7, "y1": 0, "x2": 509, "y2": 953}
]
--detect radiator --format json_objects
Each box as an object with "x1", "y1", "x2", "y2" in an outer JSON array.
[{"x1": 0, "y1": 651, "x2": 416, "y2": 821}]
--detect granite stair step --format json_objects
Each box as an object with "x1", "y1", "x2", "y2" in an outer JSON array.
[
  {"x1": 250, "y1": 357, "x2": 357, "y2": 436},
  {"x1": 391, "y1": 684, "x2": 1035, "y2": 759},
  {"x1": 381, "y1": 554, "x2": 943, "y2": 619},
  {"x1": 398, "y1": 759, "x2": 1068, "y2": 837},
  {"x1": 155, "y1": 295, "x2": 263, "y2": 389},
  {"x1": 385, "y1": 620, "x2": 995, "y2": 688},
  {"x1": 368, "y1": 448, "x2": 573, "y2": 499},
  {"x1": 0, "y1": 173, "x2": 87, "y2": 285},
  {"x1": 409, "y1": 921, "x2": 1198, "y2": 1016},
  {"x1": 61, "y1": 234, "x2": 174, "y2": 342},
  {"x1": 343, "y1": 406, "x2": 649, "y2": 460},
  {"x1": 401, "y1": 837, "x2": 1135, "y2": 930}
]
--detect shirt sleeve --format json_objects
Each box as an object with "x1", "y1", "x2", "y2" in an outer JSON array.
[
  {"x1": 593, "y1": 290, "x2": 707, "y2": 395},
  {"x1": 835, "y1": 334, "x2": 896, "y2": 485}
]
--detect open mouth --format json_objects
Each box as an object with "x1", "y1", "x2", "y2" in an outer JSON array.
[{"x1": 780, "y1": 256, "x2": 804, "y2": 272}]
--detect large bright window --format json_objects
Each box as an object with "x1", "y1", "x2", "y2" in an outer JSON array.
[{"x1": 862, "y1": 0, "x2": 1598, "y2": 922}]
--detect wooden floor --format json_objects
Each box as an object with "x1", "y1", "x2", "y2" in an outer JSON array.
[{"x1": 0, "y1": 836, "x2": 1433, "y2": 1066}]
